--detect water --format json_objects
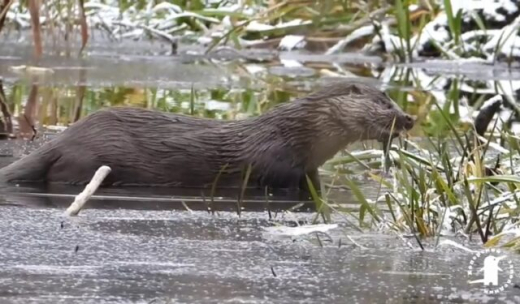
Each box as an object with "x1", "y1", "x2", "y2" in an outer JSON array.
[{"x1": 1, "y1": 33, "x2": 520, "y2": 303}]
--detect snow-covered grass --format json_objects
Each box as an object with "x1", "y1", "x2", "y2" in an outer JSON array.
[{"x1": 3, "y1": 0, "x2": 520, "y2": 62}]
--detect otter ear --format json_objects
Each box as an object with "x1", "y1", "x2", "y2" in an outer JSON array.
[{"x1": 349, "y1": 84, "x2": 362, "y2": 95}]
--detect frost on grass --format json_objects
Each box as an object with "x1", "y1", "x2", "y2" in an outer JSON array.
[
  {"x1": 316, "y1": 142, "x2": 517, "y2": 248},
  {"x1": 361, "y1": 0, "x2": 520, "y2": 61},
  {"x1": 2, "y1": 0, "x2": 312, "y2": 51},
  {"x1": 356, "y1": 135, "x2": 520, "y2": 249},
  {"x1": 4, "y1": 0, "x2": 520, "y2": 62},
  {"x1": 3, "y1": 0, "x2": 257, "y2": 44}
]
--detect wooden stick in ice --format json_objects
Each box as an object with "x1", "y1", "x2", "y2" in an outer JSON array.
[{"x1": 65, "y1": 165, "x2": 111, "y2": 216}]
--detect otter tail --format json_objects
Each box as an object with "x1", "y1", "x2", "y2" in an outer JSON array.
[{"x1": 0, "y1": 145, "x2": 57, "y2": 183}]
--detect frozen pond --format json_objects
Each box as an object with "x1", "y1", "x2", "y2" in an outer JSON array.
[{"x1": 2, "y1": 203, "x2": 520, "y2": 304}]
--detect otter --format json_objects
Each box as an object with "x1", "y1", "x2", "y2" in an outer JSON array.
[{"x1": 0, "y1": 81, "x2": 414, "y2": 191}]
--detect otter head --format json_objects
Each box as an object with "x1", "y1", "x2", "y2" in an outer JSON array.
[{"x1": 305, "y1": 81, "x2": 415, "y2": 144}]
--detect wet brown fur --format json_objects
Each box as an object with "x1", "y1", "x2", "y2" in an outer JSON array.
[{"x1": 0, "y1": 81, "x2": 414, "y2": 190}]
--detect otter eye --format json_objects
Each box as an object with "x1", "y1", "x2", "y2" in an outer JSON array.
[{"x1": 378, "y1": 99, "x2": 392, "y2": 109}]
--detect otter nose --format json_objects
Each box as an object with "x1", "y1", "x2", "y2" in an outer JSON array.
[{"x1": 404, "y1": 114, "x2": 415, "y2": 130}]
